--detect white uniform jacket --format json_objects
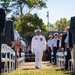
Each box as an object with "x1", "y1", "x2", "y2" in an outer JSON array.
[{"x1": 31, "y1": 35, "x2": 46, "y2": 53}]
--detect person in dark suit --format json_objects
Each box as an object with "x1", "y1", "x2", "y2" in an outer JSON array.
[
  {"x1": 61, "y1": 27, "x2": 72, "y2": 70},
  {"x1": 61, "y1": 34, "x2": 67, "y2": 52},
  {"x1": 0, "y1": 8, "x2": 6, "y2": 74},
  {"x1": 69, "y1": 29, "x2": 73, "y2": 49},
  {"x1": 70, "y1": 16, "x2": 75, "y2": 72}
]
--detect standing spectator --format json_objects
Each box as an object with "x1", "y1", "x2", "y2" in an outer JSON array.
[
  {"x1": 47, "y1": 35, "x2": 53, "y2": 63},
  {"x1": 31, "y1": 29, "x2": 46, "y2": 69},
  {"x1": 14, "y1": 30, "x2": 21, "y2": 68},
  {"x1": 53, "y1": 33, "x2": 59, "y2": 65},
  {"x1": 62, "y1": 27, "x2": 72, "y2": 70},
  {"x1": 70, "y1": 16, "x2": 75, "y2": 72}
]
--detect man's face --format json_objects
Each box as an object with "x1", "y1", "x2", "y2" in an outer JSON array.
[
  {"x1": 36, "y1": 31, "x2": 41, "y2": 36},
  {"x1": 49, "y1": 37, "x2": 52, "y2": 40},
  {"x1": 66, "y1": 28, "x2": 69, "y2": 34},
  {"x1": 59, "y1": 35, "x2": 62, "y2": 39},
  {"x1": 54, "y1": 35, "x2": 58, "y2": 38}
]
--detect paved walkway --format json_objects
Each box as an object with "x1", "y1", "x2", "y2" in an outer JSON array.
[{"x1": 19, "y1": 61, "x2": 55, "y2": 70}]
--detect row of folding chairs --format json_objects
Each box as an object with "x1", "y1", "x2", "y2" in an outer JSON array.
[
  {"x1": 56, "y1": 51, "x2": 74, "y2": 71},
  {"x1": 1, "y1": 44, "x2": 25, "y2": 74},
  {"x1": 1, "y1": 44, "x2": 15, "y2": 73}
]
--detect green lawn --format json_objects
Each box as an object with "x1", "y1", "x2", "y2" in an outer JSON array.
[
  {"x1": 2, "y1": 62, "x2": 74, "y2": 75},
  {"x1": 8, "y1": 68, "x2": 73, "y2": 75}
]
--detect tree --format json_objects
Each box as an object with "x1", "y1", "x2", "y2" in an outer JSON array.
[
  {"x1": 0, "y1": 2, "x2": 12, "y2": 13},
  {"x1": 49, "y1": 23, "x2": 55, "y2": 31},
  {"x1": 0, "y1": 0, "x2": 48, "y2": 17},
  {"x1": 12, "y1": 0, "x2": 47, "y2": 16},
  {"x1": 55, "y1": 18, "x2": 70, "y2": 31},
  {"x1": 11, "y1": 14, "x2": 48, "y2": 36}
]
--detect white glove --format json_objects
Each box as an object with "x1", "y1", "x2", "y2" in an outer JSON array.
[{"x1": 64, "y1": 51, "x2": 67, "y2": 56}]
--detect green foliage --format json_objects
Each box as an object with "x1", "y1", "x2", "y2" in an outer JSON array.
[
  {"x1": 0, "y1": 0, "x2": 48, "y2": 36},
  {"x1": 55, "y1": 18, "x2": 70, "y2": 31},
  {"x1": 0, "y1": 0, "x2": 47, "y2": 16},
  {"x1": 14, "y1": 0, "x2": 47, "y2": 16},
  {"x1": 49, "y1": 23, "x2": 55, "y2": 31},
  {"x1": 11, "y1": 14, "x2": 47, "y2": 36},
  {"x1": 0, "y1": 2, "x2": 12, "y2": 13}
]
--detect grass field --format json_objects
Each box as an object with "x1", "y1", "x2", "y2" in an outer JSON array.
[
  {"x1": 9, "y1": 68, "x2": 73, "y2": 75},
  {"x1": 2, "y1": 62, "x2": 74, "y2": 75}
]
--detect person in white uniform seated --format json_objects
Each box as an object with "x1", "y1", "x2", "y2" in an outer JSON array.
[
  {"x1": 14, "y1": 30, "x2": 21, "y2": 68},
  {"x1": 20, "y1": 39, "x2": 26, "y2": 52},
  {"x1": 31, "y1": 29, "x2": 46, "y2": 69}
]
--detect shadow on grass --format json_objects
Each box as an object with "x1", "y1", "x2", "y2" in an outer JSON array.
[
  {"x1": 46, "y1": 63, "x2": 55, "y2": 66},
  {"x1": 63, "y1": 71, "x2": 75, "y2": 75},
  {"x1": 46, "y1": 64, "x2": 51, "y2": 66},
  {"x1": 22, "y1": 68, "x2": 36, "y2": 70},
  {"x1": 55, "y1": 68, "x2": 74, "y2": 75}
]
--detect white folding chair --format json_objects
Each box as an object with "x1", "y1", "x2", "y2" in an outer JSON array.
[
  {"x1": 56, "y1": 52, "x2": 65, "y2": 67},
  {"x1": 1, "y1": 44, "x2": 10, "y2": 73}
]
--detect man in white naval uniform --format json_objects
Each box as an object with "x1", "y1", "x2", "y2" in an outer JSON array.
[{"x1": 31, "y1": 29, "x2": 46, "y2": 69}]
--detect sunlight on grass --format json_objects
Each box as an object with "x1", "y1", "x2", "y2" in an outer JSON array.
[
  {"x1": 1, "y1": 62, "x2": 73, "y2": 75},
  {"x1": 8, "y1": 68, "x2": 71, "y2": 75}
]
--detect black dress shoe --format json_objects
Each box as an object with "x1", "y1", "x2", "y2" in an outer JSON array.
[
  {"x1": 35, "y1": 66, "x2": 37, "y2": 68},
  {"x1": 35, "y1": 66, "x2": 40, "y2": 69}
]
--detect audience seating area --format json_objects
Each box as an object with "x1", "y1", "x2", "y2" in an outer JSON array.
[
  {"x1": 55, "y1": 51, "x2": 74, "y2": 71},
  {"x1": 1, "y1": 44, "x2": 25, "y2": 73},
  {"x1": 1, "y1": 44, "x2": 74, "y2": 74}
]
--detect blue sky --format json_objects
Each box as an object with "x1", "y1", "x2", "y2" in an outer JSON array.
[
  {"x1": 2, "y1": 0, "x2": 75, "y2": 25},
  {"x1": 31, "y1": 0, "x2": 75, "y2": 24}
]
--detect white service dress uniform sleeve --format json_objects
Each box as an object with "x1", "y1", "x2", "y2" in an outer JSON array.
[
  {"x1": 14, "y1": 30, "x2": 20, "y2": 40},
  {"x1": 42, "y1": 36, "x2": 46, "y2": 51},
  {"x1": 31, "y1": 37, "x2": 35, "y2": 53}
]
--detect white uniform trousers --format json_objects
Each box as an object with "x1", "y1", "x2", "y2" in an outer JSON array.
[{"x1": 35, "y1": 50, "x2": 43, "y2": 68}]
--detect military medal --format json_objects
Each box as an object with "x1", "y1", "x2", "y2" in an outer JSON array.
[
  {"x1": 40, "y1": 38, "x2": 43, "y2": 41},
  {"x1": 35, "y1": 38, "x2": 38, "y2": 40}
]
